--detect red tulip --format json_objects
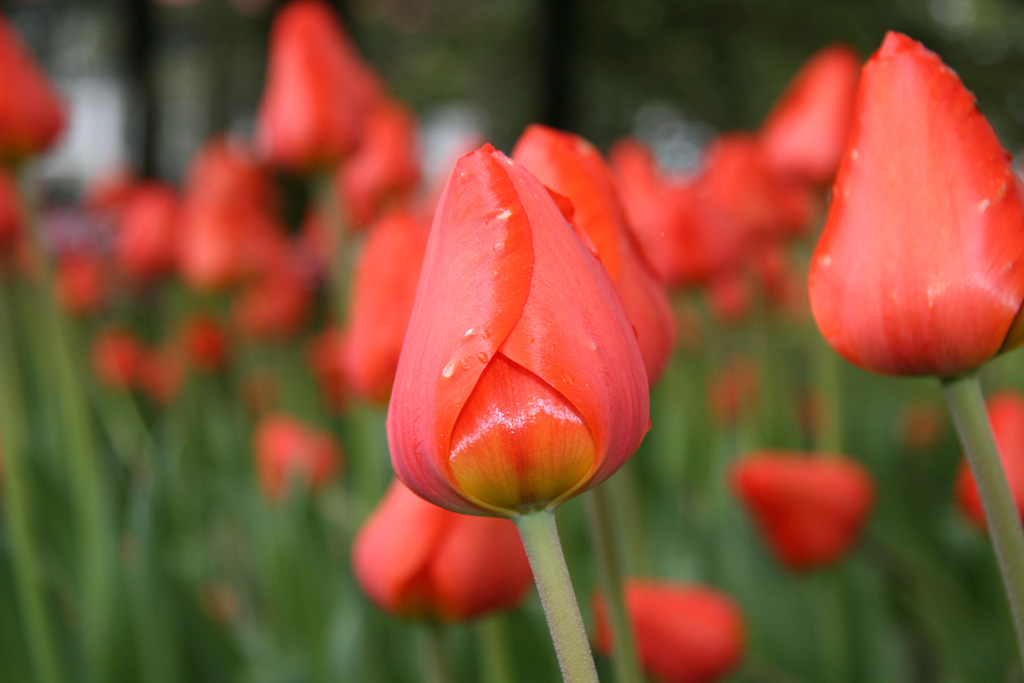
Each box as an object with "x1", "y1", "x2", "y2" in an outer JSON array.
[
  {"x1": 91, "y1": 327, "x2": 143, "y2": 391},
  {"x1": 707, "y1": 355, "x2": 759, "y2": 425},
  {"x1": 593, "y1": 580, "x2": 745, "y2": 683},
  {"x1": 343, "y1": 209, "x2": 429, "y2": 403},
  {"x1": 697, "y1": 133, "x2": 817, "y2": 240},
  {"x1": 610, "y1": 139, "x2": 744, "y2": 287},
  {"x1": 184, "y1": 136, "x2": 276, "y2": 211},
  {"x1": 256, "y1": 0, "x2": 381, "y2": 172},
  {"x1": 352, "y1": 479, "x2": 533, "y2": 620},
  {"x1": 759, "y1": 44, "x2": 861, "y2": 185},
  {"x1": 255, "y1": 414, "x2": 341, "y2": 501},
  {"x1": 956, "y1": 391, "x2": 1024, "y2": 528},
  {"x1": 0, "y1": 15, "x2": 65, "y2": 162},
  {"x1": 181, "y1": 314, "x2": 228, "y2": 374},
  {"x1": 337, "y1": 97, "x2": 421, "y2": 228},
  {"x1": 233, "y1": 247, "x2": 312, "y2": 340},
  {"x1": 731, "y1": 452, "x2": 875, "y2": 569},
  {"x1": 512, "y1": 124, "x2": 676, "y2": 384},
  {"x1": 84, "y1": 166, "x2": 138, "y2": 220},
  {"x1": 135, "y1": 344, "x2": 185, "y2": 405},
  {"x1": 808, "y1": 32, "x2": 1024, "y2": 377},
  {"x1": 56, "y1": 253, "x2": 106, "y2": 316},
  {"x1": 898, "y1": 400, "x2": 946, "y2": 452},
  {"x1": 387, "y1": 144, "x2": 650, "y2": 516},
  {"x1": 117, "y1": 182, "x2": 180, "y2": 283}
]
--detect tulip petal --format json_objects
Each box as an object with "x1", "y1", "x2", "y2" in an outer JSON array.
[
  {"x1": 809, "y1": 32, "x2": 1024, "y2": 376},
  {"x1": 496, "y1": 156, "x2": 649, "y2": 492},
  {"x1": 388, "y1": 146, "x2": 535, "y2": 513}
]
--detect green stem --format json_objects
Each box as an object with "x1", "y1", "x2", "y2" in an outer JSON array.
[
  {"x1": 814, "y1": 568, "x2": 850, "y2": 683},
  {"x1": 0, "y1": 279, "x2": 62, "y2": 683},
  {"x1": 418, "y1": 622, "x2": 449, "y2": 683},
  {"x1": 478, "y1": 614, "x2": 514, "y2": 683},
  {"x1": 313, "y1": 172, "x2": 353, "y2": 323},
  {"x1": 811, "y1": 334, "x2": 844, "y2": 453},
  {"x1": 584, "y1": 485, "x2": 643, "y2": 683},
  {"x1": 941, "y1": 371, "x2": 1024, "y2": 663},
  {"x1": 515, "y1": 510, "x2": 599, "y2": 683},
  {"x1": 17, "y1": 169, "x2": 114, "y2": 677}
]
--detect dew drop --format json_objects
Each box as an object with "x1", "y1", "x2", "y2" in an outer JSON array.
[
  {"x1": 493, "y1": 241, "x2": 506, "y2": 254},
  {"x1": 442, "y1": 363, "x2": 454, "y2": 378},
  {"x1": 464, "y1": 327, "x2": 475, "y2": 337},
  {"x1": 461, "y1": 359, "x2": 471, "y2": 370},
  {"x1": 496, "y1": 209, "x2": 512, "y2": 221},
  {"x1": 481, "y1": 329, "x2": 491, "y2": 339},
  {"x1": 477, "y1": 352, "x2": 489, "y2": 363},
  {"x1": 979, "y1": 198, "x2": 991, "y2": 212}
]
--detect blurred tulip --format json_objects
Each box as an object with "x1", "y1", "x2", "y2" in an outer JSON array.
[
  {"x1": 307, "y1": 327, "x2": 348, "y2": 413},
  {"x1": 697, "y1": 133, "x2": 817, "y2": 240},
  {"x1": 706, "y1": 355, "x2": 759, "y2": 425},
  {"x1": 135, "y1": 345, "x2": 185, "y2": 405},
  {"x1": 233, "y1": 248, "x2": 312, "y2": 340},
  {"x1": 808, "y1": 32, "x2": 1024, "y2": 376},
  {"x1": 343, "y1": 209, "x2": 428, "y2": 403},
  {"x1": 897, "y1": 400, "x2": 946, "y2": 452},
  {"x1": 337, "y1": 98, "x2": 420, "y2": 228},
  {"x1": 352, "y1": 479, "x2": 533, "y2": 620},
  {"x1": 706, "y1": 269, "x2": 752, "y2": 325},
  {"x1": 256, "y1": 0, "x2": 381, "y2": 172},
  {"x1": 0, "y1": 15, "x2": 65, "y2": 162},
  {"x1": 184, "y1": 137, "x2": 277, "y2": 211},
  {"x1": 731, "y1": 452, "x2": 875, "y2": 569},
  {"x1": 512, "y1": 124, "x2": 676, "y2": 384},
  {"x1": 388, "y1": 145, "x2": 649, "y2": 516},
  {"x1": 56, "y1": 253, "x2": 105, "y2": 316},
  {"x1": 84, "y1": 166, "x2": 138, "y2": 221},
  {"x1": 116, "y1": 182, "x2": 180, "y2": 283},
  {"x1": 91, "y1": 327, "x2": 143, "y2": 391},
  {"x1": 956, "y1": 391, "x2": 1024, "y2": 528},
  {"x1": 593, "y1": 580, "x2": 745, "y2": 683},
  {"x1": 255, "y1": 414, "x2": 341, "y2": 501},
  {"x1": 610, "y1": 139, "x2": 744, "y2": 287},
  {"x1": 759, "y1": 44, "x2": 861, "y2": 185},
  {"x1": 181, "y1": 314, "x2": 228, "y2": 374}
]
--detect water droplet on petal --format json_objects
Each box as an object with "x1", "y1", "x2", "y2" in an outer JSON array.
[
  {"x1": 442, "y1": 363, "x2": 454, "y2": 378},
  {"x1": 493, "y1": 241, "x2": 506, "y2": 254},
  {"x1": 481, "y1": 329, "x2": 491, "y2": 339},
  {"x1": 461, "y1": 359, "x2": 471, "y2": 370},
  {"x1": 477, "y1": 352, "x2": 489, "y2": 363}
]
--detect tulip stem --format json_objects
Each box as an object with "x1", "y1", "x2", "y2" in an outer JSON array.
[
  {"x1": 941, "y1": 371, "x2": 1024, "y2": 663},
  {"x1": 313, "y1": 172, "x2": 353, "y2": 323},
  {"x1": 585, "y1": 484, "x2": 644, "y2": 683},
  {"x1": 419, "y1": 622, "x2": 449, "y2": 683},
  {"x1": 478, "y1": 614, "x2": 514, "y2": 683},
  {"x1": 17, "y1": 169, "x2": 115, "y2": 678},
  {"x1": 0, "y1": 279, "x2": 62, "y2": 683},
  {"x1": 515, "y1": 510, "x2": 599, "y2": 683}
]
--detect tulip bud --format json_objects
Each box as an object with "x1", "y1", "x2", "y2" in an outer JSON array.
[
  {"x1": 610, "y1": 139, "x2": 744, "y2": 287},
  {"x1": 135, "y1": 344, "x2": 185, "y2": 405},
  {"x1": 387, "y1": 145, "x2": 650, "y2": 516},
  {"x1": 759, "y1": 44, "x2": 861, "y2": 185},
  {"x1": 254, "y1": 414, "x2": 340, "y2": 502},
  {"x1": 593, "y1": 580, "x2": 745, "y2": 683},
  {"x1": 181, "y1": 314, "x2": 228, "y2": 374},
  {"x1": 343, "y1": 209, "x2": 429, "y2": 403},
  {"x1": 336, "y1": 98, "x2": 421, "y2": 228},
  {"x1": 353, "y1": 479, "x2": 533, "y2": 620},
  {"x1": 256, "y1": 0, "x2": 381, "y2": 173},
  {"x1": 56, "y1": 253, "x2": 105, "y2": 316},
  {"x1": 117, "y1": 182, "x2": 180, "y2": 284},
  {"x1": 731, "y1": 452, "x2": 875, "y2": 570},
  {"x1": 511, "y1": 125, "x2": 676, "y2": 385},
  {"x1": 808, "y1": 32, "x2": 1024, "y2": 377},
  {"x1": 955, "y1": 391, "x2": 1024, "y2": 528},
  {"x1": 0, "y1": 16, "x2": 65, "y2": 163},
  {"x1": 91, "y1": 327, "x2": 143, "y2": 391}
]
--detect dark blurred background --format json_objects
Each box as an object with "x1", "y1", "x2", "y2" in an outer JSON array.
[{"x1": 6, "y1": 0, "x2": 1024, "y2": 191}]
